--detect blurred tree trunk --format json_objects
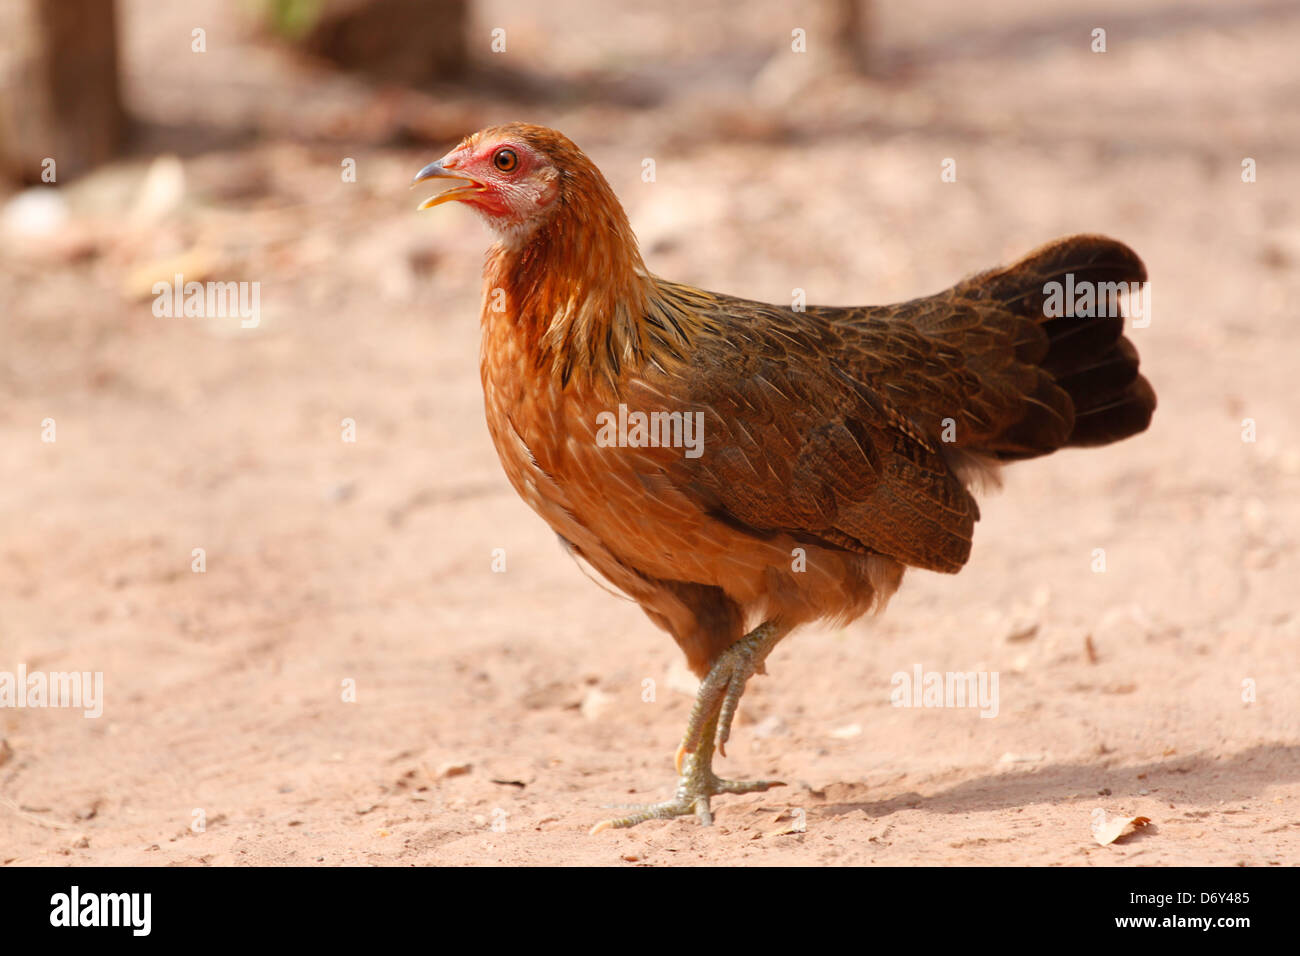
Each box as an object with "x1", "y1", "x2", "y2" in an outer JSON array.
[
  {"x1": 827, "y1": 0, "x2": 872, "y2": 74},
  {"x1": 0, "y1": 0, "x2": 124, "y2": 184}
]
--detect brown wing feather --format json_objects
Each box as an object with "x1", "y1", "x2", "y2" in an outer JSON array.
[
  {"x1": 654, "y1": 285, "x2": 981, "y2": 574},
  {"x1": 647, "y1": 234, "x2": 1152, "y2": 574}
]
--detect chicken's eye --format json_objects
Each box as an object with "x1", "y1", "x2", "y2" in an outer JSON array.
[{"x1": 493, "y1": 148, "x2": 518, "y2": 172}]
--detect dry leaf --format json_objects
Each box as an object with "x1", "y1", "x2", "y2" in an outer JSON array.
[
  {"x1": 767, "y1": 807, "x2": 808, "y2": 837},
  {"x1": 1092, "y1": 811, "x2": 1151, "y2": 846}
]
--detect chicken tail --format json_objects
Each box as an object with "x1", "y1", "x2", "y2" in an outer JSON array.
[{"x1": 954, "y1": 234, "x2": 1156, "y2": 460}]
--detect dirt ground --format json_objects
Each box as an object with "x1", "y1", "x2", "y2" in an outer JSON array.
[{"x1": 2, "y1": 0, "x2": 1298, "y2": 866}]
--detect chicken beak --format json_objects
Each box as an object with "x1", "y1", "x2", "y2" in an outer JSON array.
[{"x1": 412, "y1": 159, "x2": 484, "y2": 210}]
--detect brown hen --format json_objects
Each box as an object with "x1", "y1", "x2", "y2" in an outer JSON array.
[{"x1": 413, "y1": 123, "x2": 1156, "y2": 831}]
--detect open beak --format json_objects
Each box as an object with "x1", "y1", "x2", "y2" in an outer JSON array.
[{"x1": 412, "y1": 159, "x2": 484, "y2": 210}]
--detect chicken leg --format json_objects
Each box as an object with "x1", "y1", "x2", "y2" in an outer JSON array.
[{"x1": 590, "y1": 621, "x2": 789, "y2": 832}]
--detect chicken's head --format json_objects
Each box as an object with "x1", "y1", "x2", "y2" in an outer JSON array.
[{"x1": 413, "y1": 123, "x2": 577, "y2": 242}]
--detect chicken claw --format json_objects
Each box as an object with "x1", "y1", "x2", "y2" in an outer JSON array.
[{"x1": 591, "y1": 712, "x2": 784, "y2": 833}]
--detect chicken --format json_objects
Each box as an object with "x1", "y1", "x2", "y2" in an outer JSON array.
[{"x1": 413, "y1": 123, "x2": 1156, "y2": 831}]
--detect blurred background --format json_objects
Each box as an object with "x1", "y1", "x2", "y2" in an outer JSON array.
[{"x1": 1, "y1": 0, "x2": 1298, "y2": 866}]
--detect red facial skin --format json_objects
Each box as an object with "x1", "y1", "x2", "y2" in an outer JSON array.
[{"x1": 415, "y1": 135, "x2": 562, "y2": 240}]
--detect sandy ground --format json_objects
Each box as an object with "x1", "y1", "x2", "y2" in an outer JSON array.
[{"x1": 2, "y1": 0, "x2": 1298, "y2": 866}]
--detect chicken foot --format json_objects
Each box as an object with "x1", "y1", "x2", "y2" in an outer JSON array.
[{"x1": 590, "y1": 621, "x2": 789, "y2": 832}]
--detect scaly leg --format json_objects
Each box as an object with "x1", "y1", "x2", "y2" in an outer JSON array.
[
  {"x1": 590, "y1": 621, "x2": 789, "y2": 833},
  {"x1": 676, "y1": 620, "x2": 790, "y2": 768}
]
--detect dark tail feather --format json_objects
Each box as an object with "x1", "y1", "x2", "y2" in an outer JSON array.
[{"x1": 959, "y1": 235, "x2": 1157, "y2": 459}]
